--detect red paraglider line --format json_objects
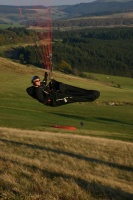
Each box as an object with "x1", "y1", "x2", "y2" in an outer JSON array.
[
  {"x1": 25, "y1": 7, "x2": 44, "y2": 63},
  {"x1": 33, "y1": 1, "x2": 52, "y2": 71},
  {"x1": 32, "y1": 3, "x2": 47, "y2": 66},
  {"x1": 16, "y1": 0, "x2": 44, "y2": 64},
  {"x1": 16, "y1": 0, "x2": 53, "y2": 72}
]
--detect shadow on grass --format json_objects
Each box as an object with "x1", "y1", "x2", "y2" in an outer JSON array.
[
  {"x1": 1, "y1": 138, "x2": 133, "y2": 172},
  {"x1": 94, "y1": 117, "x2": 133, "y2": 126},
  {"x1": 0, "y1": 155, "x2": 133, "y2": 200},
  {"x1": 52, "y1": 112, "x2": 86, "y2": 120},
  {"x1": 50, "y1": 112, "x2": 133, "y2": 126}
]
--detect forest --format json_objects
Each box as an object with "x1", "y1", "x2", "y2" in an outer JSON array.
[
  {"x1": 0, "y1": 27, "x2": 133, "y2": 77},
  {"x1": 53, "y1": 17, "x2": 133, "y2": 29},
  {"x1": 52, "y1": 27, "x2": 133, "y2": 77}
]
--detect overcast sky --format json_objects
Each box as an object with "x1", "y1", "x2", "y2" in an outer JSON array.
[{"x1": 0, "y1": 0, "x2": 95, "y2": 6}]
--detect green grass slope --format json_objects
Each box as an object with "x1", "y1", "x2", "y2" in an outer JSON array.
[
  {"x1": 0, "y1": 57, "x2": 133, "y2": 200},
  {"x1": 0, "y1": 57, "x2": 133, "y2": 141}
]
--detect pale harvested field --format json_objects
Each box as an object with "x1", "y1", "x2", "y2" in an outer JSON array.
[
  {"x1": 66, "y1": 12, "x2": 133, "y2": 21},
  {"x1": 0, "y1": 127, "x2": 133, "y2": 200}
]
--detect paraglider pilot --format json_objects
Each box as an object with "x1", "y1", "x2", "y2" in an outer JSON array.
[{"x1": 26, "y1": 76, "x2": 100, "y2": 107}]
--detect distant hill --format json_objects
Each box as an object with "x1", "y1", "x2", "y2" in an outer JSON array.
[
  {"x1": 52, "y1": 0, "x2": 133, "y2": 19},
  {"x1": 0, "y1": 1, "x2": 133, "y2": 32},
  {"x1": 97, "y1": 0, "x2": 131, "y2": 2},
  {"x1": 0, "y1": 0, "x2": 133, "y2": 24},
  {"x1": 51, "y1": 0, "x2": 133, "y2": 29},
  {"x1": 0, "y1": 5, "x2": 51, "y2": 25}
]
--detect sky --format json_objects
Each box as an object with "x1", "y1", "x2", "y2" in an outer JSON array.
[{"x1": 0, "y1": 0, "x2": 95, "y2": 6}]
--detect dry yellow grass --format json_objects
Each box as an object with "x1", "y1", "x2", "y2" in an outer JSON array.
[{"x1": 0, "y1": 127, "x2": 133, "y2": 200}]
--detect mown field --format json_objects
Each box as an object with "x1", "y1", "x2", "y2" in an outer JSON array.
[{"x1": 0, "y1": 57, "x2": 133, "y2": 199}]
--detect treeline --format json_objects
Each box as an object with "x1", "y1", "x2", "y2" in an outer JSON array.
[
  {"x1": 53, "y1": 28, "x2": 133, "y2": 40},
  {"x1": 6, "y1": 45, "x2": 44, "y2": 68},
  {"x1": 0, "y1": 28, "x2": 34, "y2": 45},
  {"x1": 52, "y1": 28, "x2": 133, "y2": 77},
  {"x1": 1, "y1": 27, "x2": 133, "y2": 77},
  {"x1": 0, "y1": 28, "x2": 44, "y2": 68},
  {"x1": 53, "y1": 18, "x2": 133, "y2": 29}
]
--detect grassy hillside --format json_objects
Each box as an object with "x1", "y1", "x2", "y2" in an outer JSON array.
[
  {"x1": 0, "y1": 127, "x2": 133, "y2": 200},
  {"x1": 0, "y1": 57, "x2": 133, "y2": 141},
  {"x1": 0, "y1": 57, "x2": 133, "y2": 199}
]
